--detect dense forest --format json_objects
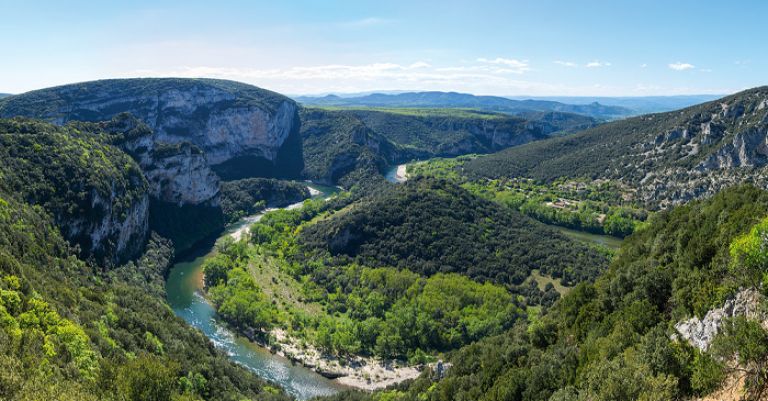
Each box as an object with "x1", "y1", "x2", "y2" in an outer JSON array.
[
  {"x1": 299, "y1": 108, "x2": 398, "y2": 185},
  {"x1": 0, "y1": 143, "x2": 290, "y2": 400},
  {"x1": 319, "y1": 185, "x2": 768, "y2": 401},
  {"x1": 202, "y1": 177, "x2": 609, "y2": 364},
  {"x1": 220, "y1": 178, "x2": 310, "y2": 223},
  {"x1": 300, "y1": 178, "x2": 609, "y2": 287},
  {"x1": 0, "y1": 118, "x2": 149, "y2": 264},
  {"x1": 409, "y1": 157, "x2": 647, "y2": 237}
]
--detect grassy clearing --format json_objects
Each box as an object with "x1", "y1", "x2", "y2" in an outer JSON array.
[
  {"x1": 530, "y1": 269, "x2": 572, "y2": 295},
  {"x1": 246, "y1": 248, "x2": 324, "y2": 316}
]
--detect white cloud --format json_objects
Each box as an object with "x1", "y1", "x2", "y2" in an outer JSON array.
[
  {"x1": 554, "y1": 60, "x2": 577, "y2": 68},
  {"x1": 476, "y1": 57, "x2": 530, "y2": 74},
  {"x1": 408, "y1": 61, "x2": 431, "y2": 69},
  {"x1": 124, "y1": 60, "x2": 732, "y2": 97},
  {"x1": 640, "y1": 63, "x2": 648, "y2": 68},
  {"x1": 668, "y1": 62, "x2": 695, "y2": 71},
  {"x1": 585, "y1": 60, "x2": 611, "y2": 68}
]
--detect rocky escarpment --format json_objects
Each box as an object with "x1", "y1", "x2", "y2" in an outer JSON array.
[
  {"x1": 628, "y1": 91, "x2": 768, "y2": 208},
  {"x1": 74, "y1": 191, "x2": 149, "y2": 263},
  {"x1": 466, "y1": 87, "x2": 768, "y2": 209},
  {"x1": 0, "y1": 78, "x2": 305, "y2": 194},
  {"x1": 0, "y1": 79, "x2": 305, "y2": 256},
  {"x1": 674, "y1": 289, "x2": 764, "y2": 351},
  {"x1": 347, "y1": 109, "x2": 553, "y2": 156},
  {"x1": 107, "y1": 114, "x2": 220, "y2": 206},
  {"x1": 300, "y1": 107, "x2": 566, "y2": 185}
]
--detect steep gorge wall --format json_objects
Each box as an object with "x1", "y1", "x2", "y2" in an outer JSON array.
[{"x1": 0, "y1": 79, "x2": 305, "y2": 256}]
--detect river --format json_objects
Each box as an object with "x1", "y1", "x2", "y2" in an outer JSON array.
[
  {"x1": 548, "y1": 224, "x2": 624, "y2": 250},
  {"x1": 165, "y1": 183, "x2": 348, "y2": 400}
]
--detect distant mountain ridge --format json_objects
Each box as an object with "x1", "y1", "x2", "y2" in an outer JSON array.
[
  {"x1": 295, "y1": 91, "x2": 633, "y2": 120},
  {"x1": 507, "y1": 94, "x2": 723, "y2": 114}
]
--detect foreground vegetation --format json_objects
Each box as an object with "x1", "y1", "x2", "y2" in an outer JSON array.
[
  {"x1": 0, "y1": 117, "x2": 292, "y2": 400},
  {"x1": 316, "y1": 185, "x2": 768, "y2": 401},
  {"x1": 0, "y1": 191, "x2": 288, "y2": 400}
]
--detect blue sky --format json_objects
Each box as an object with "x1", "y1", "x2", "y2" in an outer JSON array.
[{"x1": 1, "y1": 0, "x2": 765, "y2": 96}]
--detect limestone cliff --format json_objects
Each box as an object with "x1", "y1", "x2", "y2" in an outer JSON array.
[
  {"x1": 0, "y1": 79, "x2": 305, "y2": 256},
  {"x1": 674, "y1": 289, "x2": 764, "y2": 351},
  {"x1": 0, "y1": 78, "x2": 305, "y2": 193}
]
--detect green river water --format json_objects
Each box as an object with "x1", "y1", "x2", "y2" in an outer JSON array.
[{"x1": 165, "y1": 183, "x2": 347, "y2": 400}]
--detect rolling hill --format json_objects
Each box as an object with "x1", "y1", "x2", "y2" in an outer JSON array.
[
  {"x1": 300, "y1": 107, "x2": 595, "y2": 184},
  {"x1": 464, "y1": 86, "x2": 768, "y2": 208}
]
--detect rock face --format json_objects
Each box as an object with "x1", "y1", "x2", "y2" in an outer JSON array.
[
  {"x1": 115, "y1": 117, "x2": 220, "y2": 206},
  {"x1": 628, "y1": 92, "x2": 768, "y2": 208},
  {"x1": 70, "y1": 191, "x2": 149, "y2": 264},
  {"x1": 0, "y1": 79, "x2": 305, "y2": 256},
  {"x1": 0, "y1": 78, "x2": 305, "y2": 197},
  {"x1": 0, "y1": 118, "x2": 150, "y2": 265},
  {"x1": 469, "y1": 87, "x2": 768, "y2": 209},
  {"x1": 674, "y1": 289, "x2": 764, "y2": 351}
]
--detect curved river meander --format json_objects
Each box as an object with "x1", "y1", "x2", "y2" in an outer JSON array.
[
  {"x1": 165, "y1": 183, "x2": 348, "y2": 400},
  {"x1": 165, "y1": 170, "x2": 623, "y2": 400}
]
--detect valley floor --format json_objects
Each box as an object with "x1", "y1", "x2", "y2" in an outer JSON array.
[{"x1": 211, "y1": 228, "x2": 432, "y2": 391}]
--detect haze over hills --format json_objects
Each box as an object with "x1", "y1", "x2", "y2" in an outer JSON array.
[
  {"x1": 506, "y1": 94, "x2": 724, "y2": 114},
  {"x1": 296, "y1": 91, "x2": 633, "y2": 120},
  {"x1": 298, "y1": 92, "x2": 724, "y2": 117}
]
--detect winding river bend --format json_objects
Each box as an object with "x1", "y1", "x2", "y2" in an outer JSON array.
[{"x1": 165, "y1": 183, "x2": 346, "y2": 400}]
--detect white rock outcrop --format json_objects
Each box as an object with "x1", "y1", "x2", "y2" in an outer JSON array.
[{"x1": 674, "y1": 289, "x2": 764, "y2": 351}]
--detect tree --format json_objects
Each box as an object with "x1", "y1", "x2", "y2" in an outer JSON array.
[{"x1": 116, "y1": 355, "x2": 179, "y2": 401}]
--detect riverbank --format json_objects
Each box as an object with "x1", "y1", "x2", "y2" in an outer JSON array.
[
  {"x1": 260, "y1": 329, "x2": 425, "y2": 391},
  {"x1": 169, "y1": 181, "x2": 432, "y2": 394}
]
